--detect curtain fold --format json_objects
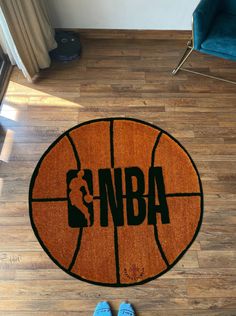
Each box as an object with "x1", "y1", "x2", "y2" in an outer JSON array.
[{"x1": 0, "y1": 0, "x2": 57, "y2": 81}]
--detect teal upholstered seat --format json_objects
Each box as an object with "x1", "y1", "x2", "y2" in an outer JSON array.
[
  {"x1": 172, "y1": 0, "x2": 236, "y2": 84},
  {"x1": 224, "y1": 0, "x2": 236, "y2": 15},
  {"x1": 193, "y1": 0, "x2": 236, "y2": 61},
  {"x1": 201, "y1": 13, "x2": 236, "y2": 61}
]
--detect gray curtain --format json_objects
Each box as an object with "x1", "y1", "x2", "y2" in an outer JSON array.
[{"x1": 0, "y1": 0, "x2": 57, "y2": 80}]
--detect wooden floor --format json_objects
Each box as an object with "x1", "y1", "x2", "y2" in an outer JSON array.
[{"x1": 0, "y1": 34, "x2": 236, "y2": 316}]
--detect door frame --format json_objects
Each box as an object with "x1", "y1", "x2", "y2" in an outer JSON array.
[{"x1": 0, "y1": 44, "x2": 12, "y2": 104}]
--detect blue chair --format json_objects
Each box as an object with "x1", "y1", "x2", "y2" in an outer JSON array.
[{"x1": 172, "y1": 0, "x2": 236, "y2": 85}]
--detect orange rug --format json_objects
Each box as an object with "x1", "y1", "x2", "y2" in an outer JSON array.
[{"x1": 29, "y1": 118, "x2": 203, "y2": 287}]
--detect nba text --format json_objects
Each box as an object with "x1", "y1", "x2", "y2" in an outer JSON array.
[{"x1": 67, "y1": 167, "x2": 170, "y2": 228}]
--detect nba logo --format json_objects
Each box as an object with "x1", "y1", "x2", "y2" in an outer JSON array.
[
  {"x1": 30, "y1": 118, "x2": 203, "y2": 286},
  {"x1": 67, "y1": 167, "x2": 170, "y2": 228}
]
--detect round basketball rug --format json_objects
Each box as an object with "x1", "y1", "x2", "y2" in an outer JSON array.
[{"x1": 29, "y1": 118, "x2": 203, "y2": 287}]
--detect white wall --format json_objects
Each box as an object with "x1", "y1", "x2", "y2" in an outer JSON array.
[{"x1": 47, "y1": 0, "x2": 199, "y2": 30}]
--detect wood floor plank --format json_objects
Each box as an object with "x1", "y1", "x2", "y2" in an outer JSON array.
[
  {"x1": 187, "y1": 278, "x2": 236, "y2": 298},
  {"x1": 0, "y1": 34, "x2": 235, "y2": 315}
]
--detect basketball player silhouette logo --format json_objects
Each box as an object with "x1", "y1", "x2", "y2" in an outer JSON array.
[
  {"x1": 29, "y1": 118, "x2": 203, "y2": 287},
  {"x1": 68, "y1": 170, "x2": 93, "y2": 227}
]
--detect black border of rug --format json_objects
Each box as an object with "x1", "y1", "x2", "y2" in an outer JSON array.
[{"x1": 29, "y1": 117, "x2": 204, "y2": 287}]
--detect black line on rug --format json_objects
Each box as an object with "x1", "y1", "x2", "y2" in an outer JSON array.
[
  {"x1": 68, "y1": 228, "x2": 83, "y2": 272},
  {"x1": 93, "y1": 192, "x2": 201, "y2": 200},
  {"x1": 110, "y1": 119, "x2": 120, "y2": 284},
  {"x1": 151, "y1": 131, "x2": 163, "y2": 166},
  {"x1": 66, "y1": 133, "x2": 81, "y2": 170},
  {"x1": 32, "y1": 197, "x2": 68, "y2": 202},
  {"x1": 151, "y1": 131, "x2": 169, "y2": 267},
  {"x1": 154, "y1": 225, "x2": 169, "y2": 267},
  {"x1": 110, "y1": 120, "x2": 115, "y2": 169},
  {"x1": 166, "y1": 192, "x2": 201, "y2": 197}
]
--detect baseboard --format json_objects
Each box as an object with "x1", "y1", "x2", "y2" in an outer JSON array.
[{"x1": 56, "y1": 28, "x2": 191, "y2": 40}]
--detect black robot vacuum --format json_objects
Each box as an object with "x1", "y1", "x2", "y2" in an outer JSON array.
[{"x1": 50, "y1": 31, "x2": 81, "y2": 61}]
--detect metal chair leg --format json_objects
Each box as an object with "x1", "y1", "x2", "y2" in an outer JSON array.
[
  {"x1": 172, "y1": 39, "x2": 194, "y2": 75},
  {"x1": 181, "y1": 68, "x2": 236, "y2": 85},
  {"x1": 172, "y1": 38, "x2": 236, "y2": 85}
]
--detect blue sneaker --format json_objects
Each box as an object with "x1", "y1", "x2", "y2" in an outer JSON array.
[
  {"x1": 118, "y1": 302, "x2": 135, "y2": 316},
  {"x1": 93, "y1": 301, "x2": 112, "y2": 316}
]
